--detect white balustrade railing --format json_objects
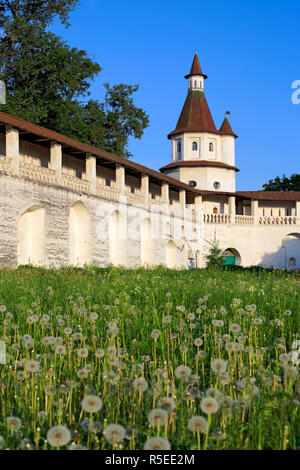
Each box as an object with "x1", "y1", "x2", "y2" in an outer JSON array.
[
  {"x1": 235, "y1": 215, "x2": 255, "y2": 224},
  {"x1": 258, "y1": 216, "x2": 297, "y2": 225},
  {"x1": 203, "y1": 214, "x2": 232, "y2": 224}
]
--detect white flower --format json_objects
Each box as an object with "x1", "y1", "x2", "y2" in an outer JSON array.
[
  {"x1": 188, "y1": 416, "x2": 208, "y2": 433},
  {"x1": 200, "y1": 397, "x2": 219, "y2": 415},
  {"x1": 211, "y1": 359, "x2": 227, "y2": 374},
  {"x1": 148, "y1": 409, "x2": 168, "y2": 426},
  {"x1": 47, "y1": 425, "x2": 71, "y2": 447},
  {"x1": 158, "y1": 397, "x2": 176, "y2": 411},
  {"x1": 133, "y1": 377, "x2": 148, "y2": 392},
  {"x1": 55, "y1": 345, "x2": 66, "y2": 355},
  {"x1": 151, "y1": 330, "x2": 161, "y2": 340},
  {"x1": 103, "y1": 424, "x2": 126, "y2": 444},
  {"x1": 81, "y1": 395, "x2": 103, "y2": 413},
  {"x1": 6, "y1": 417, "x2": 22, "y2": 431},
  {"x1": 291, "y1": 340, "x2": 300, "y2": 350},
  {"x1": 25, "y1": 360, "x2": 40, "y2": 373},
  {"x1": 230, "y1": 323, "x2": 241, "y2": 334},
  {"x1": 175, "y1": 365, "x2": 191, "y2": 380},
  {"x1": 77, "y1": 347, "x2": 88, "y2": 358},
  {"x1": 95, "y1": 348, "x2": 105, "y2": 358},
  {"x1": 144, "y1": 437, "x2": 171, "y2": 450}
]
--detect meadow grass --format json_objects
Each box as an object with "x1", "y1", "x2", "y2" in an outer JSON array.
[{"x1": 0, "y1": 266, "x2": 299, "y2": 450}]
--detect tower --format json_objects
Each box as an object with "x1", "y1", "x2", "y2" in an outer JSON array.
[{"x1": 160, "y1": 52, "x2": 238, "y2": 192}]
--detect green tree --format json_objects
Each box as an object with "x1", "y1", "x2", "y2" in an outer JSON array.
[
  {"x1": 0, "y1": 1, "x2": 149, "y2": 158},
  {"x1": 262, "y1": 174, "x2": 300, "y2": 191},
  {"x1": 205, "y1": 238, "x2": 225, "y2": 268},
  {"x1": 0, "y1": 0, "x2": 80, "y2": 26}
]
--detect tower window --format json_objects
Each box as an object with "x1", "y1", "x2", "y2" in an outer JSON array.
[
  {"x1": 213, "y1": 182, "x2": 220, "y2": 190},
  {"x1": 194, "y1": 80, "x2": 197, "y2": 88},
  {"x1": 189, "y1": 180, "x2": 197, "y2": 187},
  {"x1": 209, "y1": 143, "x2": 214, "y2": 152},
  {"x1": 177, "y1": 140, "x2": 181, "y2": 153},
  {"x1": 192, "y1": 142, "x2": 198, "y2": 151}
]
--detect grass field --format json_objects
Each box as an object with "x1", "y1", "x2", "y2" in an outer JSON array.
[{"x1": 0, "y1": 266, "x2": 299, "y2": 450}]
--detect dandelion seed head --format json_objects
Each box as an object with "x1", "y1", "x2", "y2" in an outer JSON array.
[
  {"x1": 47, "y1": 425, "x2": 71, "y2": 447},
  {"x1": 144, "y1": 437, "x2": 171, "y2": 450},
  {"x1": 188, "y1": 416, "x2": 208, "y2": 433},
  {"x1": 200, "y1": 397, "x2": 219, "y2": 414},
  {"x1": 81, "y1": 395, "x2": 103, "y2": 413},
  {"x1": 148, "y1": 408, "x2": 168, "y2": 427},
  {"x1": 103, "y1": 424, "x2": 125, "y2": 444}
]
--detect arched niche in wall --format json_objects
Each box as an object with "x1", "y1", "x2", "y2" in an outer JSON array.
[
  {"x1": 166, "y1": 240, "x2": 177, "y2": 269},
  {"x1": 69, "y1": 201, "x2": 91, "y2": 267},
  {"x1": 109, "y1": 210, "x2": 127, "y2": 266},
  {"x1": 17, "y1": 205, "x2": 46, "y2": 266},
  {"x1": 141, "y1": 218, "x2": 154, "y2": 266}
]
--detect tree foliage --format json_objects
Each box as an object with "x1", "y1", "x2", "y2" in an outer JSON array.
[
  {"x1": 205, "y1": 238, "x2": 225, "y2": 268},
  {"x1": 262, "y1": 174, "x2": 300, "y2": 191},
  {"x1": 0, "y1": 0, "x2": 80, "y2": 28},
  {"x1": 0, "y1": 1, "x2": 149, "y2": 158}
]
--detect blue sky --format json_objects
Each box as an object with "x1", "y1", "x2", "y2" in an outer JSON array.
[{"x1": 52, "y1": 0, "x2": 300, "y2": 190}]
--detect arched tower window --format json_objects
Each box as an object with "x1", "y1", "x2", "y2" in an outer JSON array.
[
  {"x1": 209, "y1": 143, "x2": 214, "y2": 152},
  {"x1": 192, "y1": 142, "x2": 198, "y2": 151},
  {"x1": 213, "y1": 207, "x2": 218, "y2": 215}
]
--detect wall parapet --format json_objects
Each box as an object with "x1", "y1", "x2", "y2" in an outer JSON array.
[
  {"x1": 203, "y1": 214, "x2": 299, "y2": 226},
  {"x1": 20, "y1": 162, "x2": 56, "y2": 185},
  {"x1": 204, "y1": 214, "x2": 232, "y2": 224},
  {"x1": 235, "y1": 215, "x2": 254, "y2": 225},
  {"x1": 258, "y1": 216, "x2": 298, "y2": 225},
  {"x1": 1, "y1": 157, "x2": 300, "y2": 230},
  {"x1": 0, "y1": 156, "x2": 12, "y2": 174}
]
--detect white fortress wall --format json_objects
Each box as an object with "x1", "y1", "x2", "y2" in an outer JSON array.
[{"x1": 0, "y1": 122, "x2": 299, "y2": 270}]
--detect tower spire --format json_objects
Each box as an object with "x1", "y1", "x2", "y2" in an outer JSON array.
[
  {"x1": 219, "y1": 112, "x2": 238, "y2": 138},
  {"x1": 185, "y1": 52, "x2": 208, "y2": 80}
]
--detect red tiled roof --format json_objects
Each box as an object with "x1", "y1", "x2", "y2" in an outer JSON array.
[
  {"x1": 0, "y1": 111, "x2": 205, "y2": 194},
  {"x1": 185, "y1": 53, "x2": 208, "y2": 79},
  {"x1": 236, "y1": 191, "x2": 300, "y2": 201},
  {"x1": 160, "y1": 160, "x2": 239, "y2": 172},
  {"x1": 0, "y1": 110, "x2": 244, "y2": 199},
  {"x1": 168, "y1": 91, "x2": 218, "y2": 138},
  {"x1": 219, "y1": 116, "x2": 238, "y2": 138}
]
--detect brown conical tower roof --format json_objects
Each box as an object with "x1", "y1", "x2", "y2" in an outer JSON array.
[
  {"x1": 168, "y1": 90, "x2": 218, "y2": 138},
  {"x1": 219, "y1": 113, "x2": 238, "y2": 138},
  {"x1": 185, "y1": 52, "x2": 208, "y2": 79}
]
